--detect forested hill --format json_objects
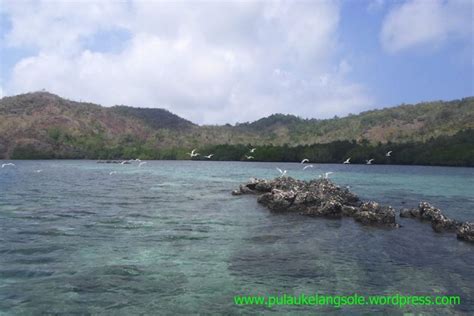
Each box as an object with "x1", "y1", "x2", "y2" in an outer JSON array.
[{"x1": 0, "y1": 91, "x2": 473, "y2": 166}]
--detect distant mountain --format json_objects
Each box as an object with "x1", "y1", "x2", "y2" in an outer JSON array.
[
  {"x1": 234, "y1": 98, "x2": 474, "y2": 144},
  {"x1": 110, "y1": 105, "x2": 195, "y2": 130},
  {"x1": 0, "y1": 91, "x2": 473, "y2": 165}
]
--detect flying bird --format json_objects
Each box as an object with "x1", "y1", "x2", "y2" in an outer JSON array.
[
  {"x1": 204, "y1": 154, "x2": 214, "y2": 159},
  {"x1": 187, "y1": 149, "x2": 200, "y2": 157},
  {"x1": 276, "y1": 167, "x2": 287, "y2": 177},
  {"x1": 245, "y1": 155, "x2": 254, "y2": 160},
  {"x1": 386, "y1": 151, "x2": 392, "y2": 157},
  {"x1": 366, "y1": 159, "x2": 374, "y2": 165},
  {"x1": 324, "y1": 172, "x2": 333, "y2": 179},
  {"x1": 303, "y1": 164, "x2": 314, "y2": 170},
  {"x1": 109, "y1": 171, "x2": 117, "y2": 175},
  {"x1": 301, "y1": 158, "x2": 309, "y2": 164},
  {"x1": 250, "y1": 148, "x2": 256, "y2": 153},
  {"x1": 1, "y1": 163, "x2": 15, "y2": 168},
  {"x1": 35, "y1": 169, "x2": 43, "y2": 173},
  {"x1": 343, "y1": 158, "x2": 351, "y2": 164},
  {"x1": 138, "y1": 162, "x2": 147, "y2": 167}
]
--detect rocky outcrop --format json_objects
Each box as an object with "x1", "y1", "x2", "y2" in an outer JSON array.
[
  {"x1": 233, "y1": 177, "x2": 398, "y2": 227},
  {"x1": 233, "y1": 177, "x2": 473, "y2": 241},
  {"x1": 353, "y1": 201, "x2": 398, "y2": 228},
  {"x1": 399, "y1": 202, "x2": 460, "y2": 233},
  {"x1": 457, "y1": 222, "x2": 474, "y2": 242}
]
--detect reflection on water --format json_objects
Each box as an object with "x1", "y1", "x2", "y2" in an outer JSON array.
[{"x1": 0, "y1": 161, "x2": 473, "y2": 314}]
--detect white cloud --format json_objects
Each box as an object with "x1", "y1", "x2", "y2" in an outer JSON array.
[
  {"x1": 3, "y1": 0, "x2": 374, "y2": 124},
  {"x1": 380, "y1": 0, "x2": 472, "y2": 54}
]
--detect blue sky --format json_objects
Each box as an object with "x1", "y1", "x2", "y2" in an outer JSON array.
[{"x1": 0, "y1": 0, "x2": 472, "y2": 124}]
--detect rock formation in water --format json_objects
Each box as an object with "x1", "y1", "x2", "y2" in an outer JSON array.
[
  {"x1": 400, "y1": 202, "x2": 460, "y2": 232},
  {"x1": 233, "y1": 177, "x2": 473, "y2": 243},
  {"x1": 456, "y1": 222, "x2": 474, "y2": 242},
  {"x1": 232, "y1": 177, "x2": 397, "y2": 227}
]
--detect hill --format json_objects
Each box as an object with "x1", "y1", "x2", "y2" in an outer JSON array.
[{"x1": 0, "y1": 91, "x2": 473, "y2": 165}]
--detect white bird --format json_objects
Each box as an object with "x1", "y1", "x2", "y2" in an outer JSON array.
[
  {"x1": 276, "y1": 167, "x2": 287, "y2": 177},
  {"x1": 386, "y1": 151, "x2": 392, "y2": 157},
  {"x1": 120, "y1": 161, "x2": 128, "y2": 165},
  {"x1": 204, "y1": 154, "x2": 214, "y2": 159},
  {"x1": 135, "y1": 158, "x2": 141, "y2": 162},
  {"x1": 301, "y1": 158, "x2": 309, "y2": 164},
  {"x1": 250, "y1": 148, "x2": 256, "y2": 153},
  {"x1": 109, "y1": 171, "x2": 117, "y2": 175},
  {"x1": 138, "y1": 162, "x2": 147, "y2": 167},
  {"x1": 1, "y1": 163, "x2": 15, "y2": 168},
  {"x1": 303, "y1": 164, "x2": 314, "y2": 170},
  {"x1": 187, "y1": 149, "x2": 200, "y2": 157},
  {"x1": 324, "y1": 172, "x2": 333, "y2": 179},
  {"x1": 245, "y1": 155, "x2": 254, "y2": 160},
  {"x1": 366, "y1": 159, "x2": 374, "y2": 165},
  {"x1": 35, "y1": 169, "x2": 42, "y2": 173},
  {"x1": 343, "y1": 157, "x2": 351, "y2": 164}
]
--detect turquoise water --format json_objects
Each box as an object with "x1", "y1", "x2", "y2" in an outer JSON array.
[{"x1": 0, "y1": 160, "x2": 473, "y2": 315}]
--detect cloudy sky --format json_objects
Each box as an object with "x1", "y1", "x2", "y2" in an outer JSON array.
[{"x1": 0, "y1": 0, "x2": 472, "y2": 124}]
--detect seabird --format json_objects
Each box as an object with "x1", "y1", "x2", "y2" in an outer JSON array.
[
  {"x1": 386, "y1": 151, "x2": 392, "y2": 157},
  {"x1": 187, "y1": 149, "x2": 200, "y2": 157},
  {"x1": 276, "y1": 167, "x2": 287, "y2": 177},
  {"x1": 138, "y1": 162, "x2": 147, "y2": 167},
  {"x1": 324, "y1": 172, "x2": 333, "y2": 179},
  {"x1": 366, "y1": 159, "x2": 374, "y2": 165},
  {"x1": 250, "y1": 148, "x2": 256, "y2": 153},
  {"x1": 204, "y1": 154, "x2": 214, "y2": 159},
  {"x1": 301, "y1": 158, "x2": 309, "y2": 164},
  {"x1": 245, "y1": 155, "x2": 254, "y2": 160},
  {"x1": 303, "y1": 164, "x2": 314, "y2": 170},
  {"x1": 1, "y1": 163, "x2": 15, "y2": 168},
  {"x1": 343, "y1": 158, "x2": 351, "y2": 164}
]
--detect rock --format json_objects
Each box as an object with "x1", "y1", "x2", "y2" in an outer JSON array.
[
  {"x1": 430, "y1": 212, "x2": 459, "y2": 233},
  {"x1": 342, "y1": 205, "x2": 359, "y2": 217},
  {"x1": 232, "y1": 177, "x2": 471, "y2": 239},
  {"x1": 399, "y1": 208, "x2": 420, "y2": 218},
  {"x1": 456, "y1": 222, "x2": 474, "y2": 242},
  {"x1": 418, "y1": 202, "x2": 443, "y2": 221},
  {"x1": 239, "y1": 184, "x2": 256, "y2": 195},
  {"x1": 353, "y1": 201, "x2": 397, "y2": 227},
  {"x1": 234, "y1": 177, "x2": 366, "y2": 220},
  {"x1": 255, "y1": 181, "x2": 272, "y2": 192},
  {"x1": 401, "y1": 202, "x2": 461, "y2": 233},
  {"x1": 257, "y1": 189, "x2": 296, "y2": 212},
  {"x1": 304, "y1": 200, "x2": 343, "y2": 218}
]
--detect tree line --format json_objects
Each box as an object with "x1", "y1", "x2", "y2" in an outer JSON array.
[{"x1": 11, "y1": 129, "x2": 474, "y2": 167}]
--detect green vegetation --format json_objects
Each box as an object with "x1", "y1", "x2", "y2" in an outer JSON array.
[
  {"x1": 1, "y1": 91, "x2": 473, "y2": 166},
  {"x1": 11, "y1": 129, "x2": 473, "y2": 167},
  {"x1": 111, "y1": 105, "x2": 195, "y2": 130}
]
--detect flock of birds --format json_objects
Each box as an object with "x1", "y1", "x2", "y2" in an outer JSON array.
[
  {"x1": 1, "y1": 149, "x2": 393, "y2": 179},
  {"x1": 183, "y1": 148, "x2": 394, "y2": 179},
  {"x1": 187, "y1": 147, "x2": 257, "y2": 160}
]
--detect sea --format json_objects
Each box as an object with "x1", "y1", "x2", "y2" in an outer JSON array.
[{"x1": 0, "y1": 160, "x2": 473, "y2": 315}]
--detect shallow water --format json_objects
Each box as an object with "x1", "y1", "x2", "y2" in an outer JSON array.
[{"x1": 0, "y1": 160, "x2": 473, "y2": 315}]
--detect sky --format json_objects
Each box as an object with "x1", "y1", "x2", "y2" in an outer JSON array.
[{"x1": 0, "y1": 0, "x2": 472, "y2": 124}]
